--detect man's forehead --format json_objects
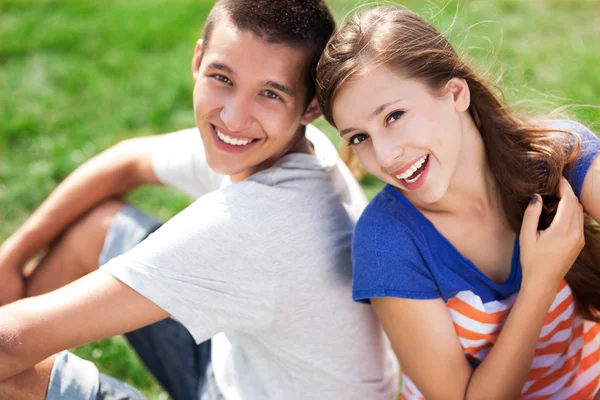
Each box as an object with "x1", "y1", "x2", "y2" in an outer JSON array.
[
  {"x1": 207, "y1": 16, "x2": 306, "y2": 53},
  {"x1": 203, "y1": 19, "x2": 309, "y2": 84}
]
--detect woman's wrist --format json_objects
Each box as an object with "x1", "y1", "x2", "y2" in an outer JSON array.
[{"x1": 519, "y1": 277, "x2": 559, "y2": 308}]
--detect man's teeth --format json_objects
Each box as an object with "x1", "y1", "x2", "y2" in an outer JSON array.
[
  {"x1": 395, "y1": 155, "x2": 428, "y2": 181},
  {"x1": 216, "y1": 129, "x2": 252, "y2": 146}
]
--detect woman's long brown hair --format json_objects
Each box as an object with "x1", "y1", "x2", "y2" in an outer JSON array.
[{"x1": 317, "y1": 6, "x2": 600, "y2": 320}]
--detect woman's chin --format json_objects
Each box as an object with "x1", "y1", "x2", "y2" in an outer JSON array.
[{"x1": 402, "y1": 182, "x2": 447, "y2": 206}]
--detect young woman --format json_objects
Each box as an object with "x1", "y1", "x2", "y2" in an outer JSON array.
[{"x1": 317, "y1": 6, "x2": 600, "y2": 400}]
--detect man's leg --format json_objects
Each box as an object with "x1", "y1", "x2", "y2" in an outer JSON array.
[
  {"x1": 0, "y1": 355, "x2": 56, "y2": 400},
  {"x1": 24, "y1": 200, "x2": 126, "y2": 297},
  {"x1": 124, "y1": 320, "x2": 212, "y2": 400},
  {"x1": 0, "y1": 352, "x2": 146, "y2": 400}
]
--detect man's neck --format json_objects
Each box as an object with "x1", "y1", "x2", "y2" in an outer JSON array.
[{"x1": 229, "y1": 126, "x2": 313, "y2": 182}]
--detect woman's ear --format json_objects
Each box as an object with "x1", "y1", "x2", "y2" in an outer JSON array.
[
  {"x1": 300, "y1": 96, "x2": 323, "y2": 125},
  {"x1": 446, "y1": 78, "x2": 470, "y2": 112},
  {"x1": 192, "y1": 39, "x2": 203, "y2": 82}
]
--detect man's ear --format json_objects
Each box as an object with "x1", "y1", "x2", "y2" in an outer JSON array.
[
  {"x1": 300, "y1": 96, "x2": 323, "y2": 125},
  {"x1": 446, "y1": 77, "x2": 470, "y2": 113},
  {"x1": 192, "y1": 39, "x2": 203, "y2": 82}
]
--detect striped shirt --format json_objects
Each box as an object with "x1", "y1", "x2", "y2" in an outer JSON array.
[{"x1": 352, "y1": 121, "x2": 600, "y2": 399}]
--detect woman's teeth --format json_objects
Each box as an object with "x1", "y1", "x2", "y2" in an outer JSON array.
[
  {"x1": 396, "y1": 155, "x2": 428, "y2": 182},
  {"x1": 404, "y1": 170, "x2": 424, "y2": 184},
  {"x1": 216, "y1": 129, "x2": 253, "y2": 146}
]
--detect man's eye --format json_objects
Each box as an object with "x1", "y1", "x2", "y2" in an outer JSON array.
[
  {"x1": 212, "y1": 74, "x2": 232, "y2": 84},
  {"x1": 385, "y1": 110, "x2": 404, "y2": 125},
  {"x1": 262, "y1": 90, "x2": 282, "y2": 101},
  {"x1": 348, "y1": 133, "x2": 369, "y2": 146}
]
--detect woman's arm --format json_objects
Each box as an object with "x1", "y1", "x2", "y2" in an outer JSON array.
[
  {"x1": 373, "y1": 283, "x2": 556, "y2": 399},
  {"x1": 374, "y1": 179, "x2": 584, "y2": 399}
]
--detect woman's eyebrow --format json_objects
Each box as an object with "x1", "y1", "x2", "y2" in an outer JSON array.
[
  {"x1": 369, "y1": 98, "x2": 404, "y2": 121},
  {"x1": 339, "y1": 98, "x2": 405, "y2": 135}
]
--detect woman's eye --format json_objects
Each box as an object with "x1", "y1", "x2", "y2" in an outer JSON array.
[
  {"x1": 262, "y1": 90, "x2": 282, "y2": 101},
  {"x1": 212, "y1": 74, "x2": 232, "y2": 84},
  {"x1": 348, "y1": 133, "x2": 369, "y2": 146},
  {"x1": 385, "y1": 110, "x2": 404, "y2": 125}
]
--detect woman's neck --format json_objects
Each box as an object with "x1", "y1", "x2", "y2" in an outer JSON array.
[{"x1": 416, "y1": 115, "x2": 503, "y2": 219}]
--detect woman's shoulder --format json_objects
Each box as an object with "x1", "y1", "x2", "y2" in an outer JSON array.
[
  {"x1": 536, "y1": 119, "x2": 599, "y2": 159},
  {"x1": 542, "y1": 119, "x2": 598, "y2": 141},
  {"x1": 352, "y1": 186, "x2": 439, "y2": 303},
  {"x1": 544, "y1": 119, "x2": 589, "y2": 130},
  {"x1": 540, "y1": 119, "x2": 600, "y2": 199},
  {"x1": 353, "y1": 185, "x2": 427, "y2": 268},
  {"x1": 355, "y1": 185, "x2": 421, "y2": 241}
]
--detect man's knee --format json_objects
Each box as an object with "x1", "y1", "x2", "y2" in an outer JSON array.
[
  {"x1": 66, "y1": 200, "x2": 126, "y2": 250},
  {"x1": 25, "y1": 200, "x2": 126, "y2": 297},
  {"x1": 60, "y1": 200, "x2": 126, "y2": 266}
]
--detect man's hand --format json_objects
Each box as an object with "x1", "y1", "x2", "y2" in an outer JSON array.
[
  {"x1": 0, "y1": 268, "x2": 24, "y2": 306},
  {"x1": 0, "y1": 136, "x2": 163, "y2": 307},
  {"x1": 0, "y1": 270, "x2": 169, "y2": 380},
  {"x1": 0, "y1": 240, "x2": 27, "y2": 306},
  {"x1": 0, "y1": 269, "x2": 24, "y2": 306}
]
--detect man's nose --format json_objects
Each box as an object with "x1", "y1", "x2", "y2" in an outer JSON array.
[{"x1": 220, "y1": 95, "x2": 253, "y2": 132}]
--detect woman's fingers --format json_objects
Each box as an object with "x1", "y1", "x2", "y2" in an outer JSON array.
[
  {"x1": 520, "y1": 194, "x2": 543, "y2": 245},
  {"x1": 550, "y1": 178, "x2": 579, "y2": 234},
  {"x1": 558, "y1": 176, "x2": 575, "y2": 199}
]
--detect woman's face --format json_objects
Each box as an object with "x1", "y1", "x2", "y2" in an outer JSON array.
[{"x1": 332, "y1": 66, "x2": 468, "y2": 204}]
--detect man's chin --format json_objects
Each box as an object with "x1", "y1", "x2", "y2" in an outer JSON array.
[{"x1": 207, "y1": 161, "x2": 247, "y2": 177}]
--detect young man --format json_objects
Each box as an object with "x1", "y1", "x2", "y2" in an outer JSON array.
[{"x1": 0, "y1": 1, "x2": 398, "y2": 399}]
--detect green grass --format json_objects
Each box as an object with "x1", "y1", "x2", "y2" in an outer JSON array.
[{"x1": 1, "y1": 0, "x2": 599, "y2": 398}]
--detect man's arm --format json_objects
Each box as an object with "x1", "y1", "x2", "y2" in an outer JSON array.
[
  {"x1": 0, "y1": 270, "x2": 169, "y2": 381},
  {"x1": 0, "y1": 136, "x2": 163, "y2": 302}
]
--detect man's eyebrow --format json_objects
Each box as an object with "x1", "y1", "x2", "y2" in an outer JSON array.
[
  {"x1": 262, "y1": 80, "x2": 296, "y2": 97},
  {"x1": 204, "y1": 64, "x2": 295, "y2": 97},
  {"x1": 206, "y1": 62, "x2": 234, "y2": 74}
]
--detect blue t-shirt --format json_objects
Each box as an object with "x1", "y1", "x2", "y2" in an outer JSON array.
[
  {"x1": 352, "y1": 120, "x2": 600, "y2": 399},
  {"x1": 353, "y1": 120, "x2": 600, "y2": 305}
]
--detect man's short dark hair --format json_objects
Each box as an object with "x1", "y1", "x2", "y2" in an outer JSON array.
[{"x1": 202, "y1": 0, "x2": 336, "y2": 103}]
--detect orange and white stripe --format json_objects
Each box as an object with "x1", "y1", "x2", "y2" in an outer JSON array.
[{"x1": 400, "y1": 280, "x2": 600, "y2": 400}]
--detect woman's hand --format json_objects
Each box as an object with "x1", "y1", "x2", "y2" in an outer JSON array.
[{"x1": 520, "y1": 177, "x2": 585, "y2": 290}]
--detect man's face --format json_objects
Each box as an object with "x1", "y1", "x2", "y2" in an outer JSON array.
[{"x1": 193, "y1": 19, "x2": 315, "y2": 181}]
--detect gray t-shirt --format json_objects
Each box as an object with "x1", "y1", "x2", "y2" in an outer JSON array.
[{"x1": 101, "y1": 126, "x2": 398, "y2": 400}]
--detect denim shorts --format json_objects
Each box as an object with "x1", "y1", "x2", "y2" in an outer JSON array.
[{"x1": 46, "y1": 205, "x2": 214, "y2": 400}]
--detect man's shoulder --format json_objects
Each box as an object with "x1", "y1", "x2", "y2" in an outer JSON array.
[
  {"x1": 201, "y1": 176, "x2": 352, "y2": 239},
  {"x1": 217, "y1": 177, "x2": 337, "y2": 217}
]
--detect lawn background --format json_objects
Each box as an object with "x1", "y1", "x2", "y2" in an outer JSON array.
[{"x1": 1, "y1": 0, "x2": 599, "y2": 398}]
